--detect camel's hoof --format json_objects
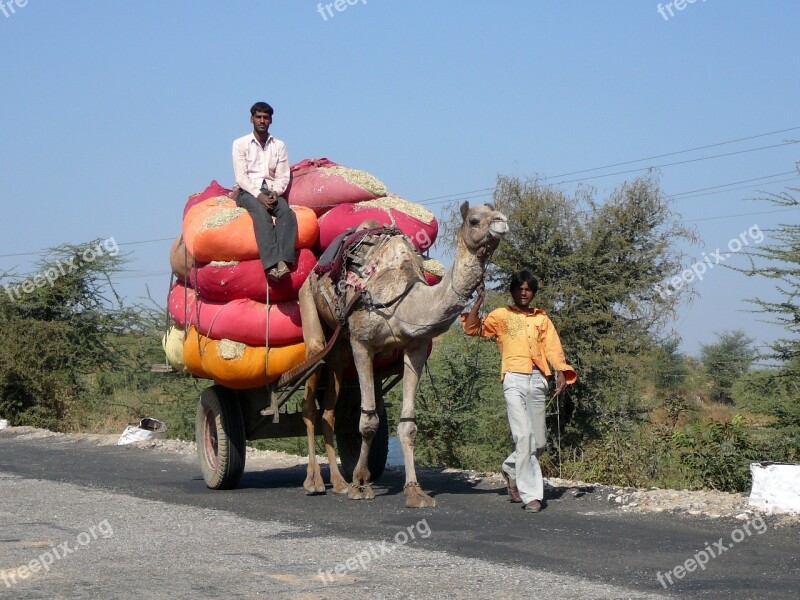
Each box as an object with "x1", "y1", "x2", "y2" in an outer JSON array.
[
  {"x1": 347, "y1": 483, "x2": 375, "y2": 500},
  {"x1": 331, "y1": 481, "x2": 350, "y2": 495},
  {"x1": 404, "y1": 483, "x2": 436, "y2": 508},
  {"x1": 303, "y1": 475, "x2": 326, "y2": 495}
]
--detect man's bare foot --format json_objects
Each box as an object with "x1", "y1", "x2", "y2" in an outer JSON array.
[{"x1": 267, "y1": 261, "x2": 290, "y2": 282}]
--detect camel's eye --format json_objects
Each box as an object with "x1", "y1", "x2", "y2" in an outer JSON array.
[{"x1": 469, "y1": 217, "x2": 480, "y2": 226}]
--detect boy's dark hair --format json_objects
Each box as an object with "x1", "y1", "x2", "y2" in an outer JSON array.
[
  {"x1": 250, "y1": 102, "x2": 274, "y2": 116},
  {"x1": 509, "y1": 269, "x2": 538, "y2": 294}
]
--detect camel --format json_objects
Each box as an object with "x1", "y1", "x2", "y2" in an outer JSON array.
[{"x1": 297, "y1": 202, "x2": 509, "y2": 507}]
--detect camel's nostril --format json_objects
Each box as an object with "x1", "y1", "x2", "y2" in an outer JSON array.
[{"x1": 489, "y1": 220, "x2": 509, "y2": 237}]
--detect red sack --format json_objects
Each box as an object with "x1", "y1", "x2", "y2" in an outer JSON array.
[
  {"x1": 284, "y1": 158, "x2": 388, "y2": 216},
  {"x1": 422, "y1": 258, "x2": 445, "y2": 285},
  {"x1": 168, "y1": 282, "x2": 303, "y2": 346},
  {"x1": 316, "y1": 203, "x2": 393, "y2": 251},
  {"x1": 190, "y1": 248, "x2": 317, "y2": 303},
  {"x1": 183, "y1": 180, "x2": 233, "y2": 216},
  {"x1": 316, "y1": 196, "x2": 438, "y2": 252}
]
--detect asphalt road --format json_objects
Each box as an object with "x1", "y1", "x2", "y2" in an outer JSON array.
[{"x1": 0, "y1": 429, "x2": 797, "y2": 599}]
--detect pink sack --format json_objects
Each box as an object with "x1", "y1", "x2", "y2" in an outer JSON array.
[
  {"x1": 284, "y1": 158, "x2": 388, "y2": 216},
  {"x1": 316, "y1": 196, "x2": 438, "y2": 252},
  {"x1": 316, "y1": 203, "x2": 393, "y2": 251},
  {"x1": 421, "y1": 258, "x2": 445, "y2": 285},
  {"x1": 168, "y1": 282, "x2": 303, "y2": 346},
  {"x1": 190, "y1": 248, "x2": 317, "y2": 303},
  {"x1": 183, "y1": 180, "x2": 233, "y2": 217}
]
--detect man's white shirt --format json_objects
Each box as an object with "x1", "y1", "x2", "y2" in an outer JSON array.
[{"x1": 232, "y1": 133, "x2": 290, "y2": 198}]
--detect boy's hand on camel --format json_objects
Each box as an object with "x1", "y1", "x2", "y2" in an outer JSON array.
[{"x1": 474, "y1": 282, "x2": 485, "y2": 306}]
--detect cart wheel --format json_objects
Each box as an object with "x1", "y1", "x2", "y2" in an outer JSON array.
[
  {"x1": 336, "y1": 406, "x2": 389, "y2": 483},
  {"x1": 196, "y1": 385, "x2": 246, "y2": 490}
]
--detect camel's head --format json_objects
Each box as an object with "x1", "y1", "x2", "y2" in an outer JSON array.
[{"x1": 459, "y1": 201, "x2": 509, "y2": 256}]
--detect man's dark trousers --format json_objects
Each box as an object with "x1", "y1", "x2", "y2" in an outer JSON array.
[{"x1": 235, "y1": 186, "x2": 298, "y2": 271}]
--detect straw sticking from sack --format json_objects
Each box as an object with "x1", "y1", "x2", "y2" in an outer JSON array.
[
  {"x1": 322, "y1": 166, "x2": 388, "y2": 196},
  {"x1": 360, "y1": 196, "x2": 435, "y2": 223}
]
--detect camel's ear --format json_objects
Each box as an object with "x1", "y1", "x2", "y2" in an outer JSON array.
[
  {"x1": 460, "y1": 201, "x2": 469, "y2": 221},
  {"x1": 485, "y1": 203, "x2": 495, "y2": 211}
]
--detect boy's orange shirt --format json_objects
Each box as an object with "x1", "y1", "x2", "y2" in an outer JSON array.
[{"x1": 461, "y1": 305, "x2": 577, "y2": 383}]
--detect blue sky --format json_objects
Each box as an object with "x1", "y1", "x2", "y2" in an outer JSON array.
[{"x1": 1, "y1": 0, "x2": 798, "y2": 359}]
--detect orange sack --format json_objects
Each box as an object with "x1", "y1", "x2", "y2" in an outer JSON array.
[
  {"x1": 182, "y1": 327, "x2": 306, "y2": 389},
  {"x1": 183, "y1": 197, "x2": 319, "y2": 262}
]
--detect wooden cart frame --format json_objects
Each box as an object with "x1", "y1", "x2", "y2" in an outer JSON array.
[{"x1": 195, "y1": 362, "x2": 403, "y2": 490}]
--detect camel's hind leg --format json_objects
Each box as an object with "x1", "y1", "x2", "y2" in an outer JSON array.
[
  {"x1": 299, "y1": 280, "x2": 326, "y2": 494},
  {"x1": 321, "y1": 343, "x2": 350, "y2": 494}
]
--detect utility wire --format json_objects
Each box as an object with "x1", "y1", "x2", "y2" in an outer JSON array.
[
  {"x1": 540, "y1": 126, "x2": 800, "y2": 180},
  {"x1": 1, "y1": 131, "x2": 798, "y2": 260},
  {"x1": 665, "y1": 171, "x2": 799, "y2": 199},
  {"x1": 686, "y1": 207, "x2": 800, "y2": 223},
  {"x1": 422, "y1": 141, "x2": 800, "y2": 207},
  {"x1": 417, "y1": 125, "x2": 800, "y2": 204}
]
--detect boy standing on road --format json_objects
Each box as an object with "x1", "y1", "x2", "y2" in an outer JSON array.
[
  {"x1": 462, "y1": 270, "x2": 577, "y2": 512},
  {"x1": 232, "y1": 101, "x2": 296, "y2": 281}
]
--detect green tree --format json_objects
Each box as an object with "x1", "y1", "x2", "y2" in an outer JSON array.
[
  {"x1": 0, "y1": 242, "x2": 142, "y2": 428},
  {"x1": 395, "y1": 328, "x2": 509, "y2": 470},
  {"x1": 727, "y1": 187, "x2": 800, "y2": 455},
  {"x1": 652, "y1": 338, "x2": 690, "y2": 396},
  {"x1": 478, "y1": 175, "x2": 695, "y2": 449},
  {"x1": 699, "y1": 330, "x2": 756, "y2": 403},
  {"x1": 734, "y1": 187, "x2": 800, "y2": 374}
]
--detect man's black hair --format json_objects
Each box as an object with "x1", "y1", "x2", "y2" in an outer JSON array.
[
  {"x1": 250, "y1": 102, "x2": 274, "y2": 116},
  {"x1": 509, "y1": 269, "x2": 538, "y2": 294}
]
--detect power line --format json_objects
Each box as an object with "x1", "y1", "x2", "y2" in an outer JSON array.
[
  {"x1": 686, "y1": 206, "x2": 800, "y2": 223},
  {"x1": 419, "y1": 168, "x2": 799, "y2": 211},
  {"x1": 2, "y1": 133, "x2": 798, "y2": 261},
  {"x1": 541, "y1": 126, "x2": 800, "y2": 180},
  {"x1": 666, "y1": 171, "x2": 799, "y2": 199},
  {"x1": 422, "y1": 140, "x2": 799, "y2": 207},
  {"x1": 417, "y1": 125, "x2": 800, "y2": 205},
  {"x1": 0, "y1": 237, "x2": 175, "y2": 259},
  {"x1": 671, "y1": 176, "x2": 800, "y2": 202}
]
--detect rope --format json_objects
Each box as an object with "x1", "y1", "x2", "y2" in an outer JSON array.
[
  {"x1": 182, "y1": 236, "x2": 204, "y2": 362},
  {"x1": 425, "y1": 361, "x2": 442, "y2": 405},
  {"x1": 265, "y1": 278, "x2": 271, "y2": 386},
  {"x1": 553, "y1": 388, "x2": 563, "y2": 478}
]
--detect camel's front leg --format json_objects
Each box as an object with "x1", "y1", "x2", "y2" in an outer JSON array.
[
  {"x1": 347, "y1": 339, "x2": 377, "y2": 500},
  {"x1": 400, "y1": 341, "x2": 436, "y2": 508}
]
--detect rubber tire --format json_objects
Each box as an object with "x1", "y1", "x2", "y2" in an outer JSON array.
[
  {"x1": 196, "y1": 385, "x2": 246, "y2": 490},
  {"x1": 336, "y1": 406, "x2": 389, "y2": 483}
]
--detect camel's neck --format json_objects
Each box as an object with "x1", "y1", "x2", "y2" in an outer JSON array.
[{"x1": 396, "y1": 239, "x2": 486, "y2": 338}]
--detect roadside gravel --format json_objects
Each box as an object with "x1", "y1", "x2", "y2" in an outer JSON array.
[{"x1": 5, "y1": 426, "x2": 798, "y2": 526}]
